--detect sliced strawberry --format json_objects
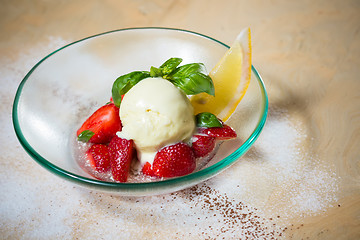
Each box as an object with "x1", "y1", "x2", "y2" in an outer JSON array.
[
  {"x1": 142, "y1": 162, "x2": 155, "y2": 177},
  {"x1": 86, "y1": 144, "x2": 110, "y2": 172},
  {"x1": 191, "y1": 134, "x2": 216, "y2": 158},
  {"x1": 152, "y1": 142, "x2": 196, "y2": 178},
  {"x1": 77, "y1": 103, "x2": 122, "y2": 144},
  {"x1": 198, "y1": 124, "x2": 237, "y2": 140},
  {"x1": 108, "y1": 136, "x2": 134, "y2": 182}
]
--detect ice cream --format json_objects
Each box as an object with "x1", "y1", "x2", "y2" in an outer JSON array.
[{"x1": 117, "y1": 77, "x2": 196, "y2": 165}]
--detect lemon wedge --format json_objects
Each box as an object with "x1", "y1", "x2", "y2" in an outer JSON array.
[{"x1": 190, "y1": 28, "x2": 252, "y2": 121}]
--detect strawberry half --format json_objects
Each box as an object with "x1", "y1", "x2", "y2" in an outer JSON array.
[
  {"x1": 191, "y1": 134, "x2": 216, "y2": 158},
  {"x1": 108, "y1": 136, "x2": 134, "y2": 182},
  {"x1": 198, "y1": 124, "x2": 237, "y2": 140},
  {"x1": 152, "y1": 142, "x2": 196, "y2": 178},
  {"x1": 77, "y1": 103, "x2": 122, "y2": 144},
  {"x1": 86, "y1": 144, "x2": 110, "y2": 172}
]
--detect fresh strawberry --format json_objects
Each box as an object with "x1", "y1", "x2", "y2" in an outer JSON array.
[
  {"x1": 77, "y1": 103, "x2": 122, "y2": 144},
  {"x1": 142, "y1": 162, "x2": 155, "y2": 177},
  {"x1": 191, "y1": 134, "x2": 216, "y2": 158},
  {"x1": 108, "y1": 136, "x2": 134, "y2": 182},
  {"x1": 86, "y1": 144, "x2": 110, "y2": 172},
  {"x1": 152, "y1": 142, "x2": 196, "y2": 178},
  {"x1": 198, "y1": 124, "x2": 237, "y2": 140}
]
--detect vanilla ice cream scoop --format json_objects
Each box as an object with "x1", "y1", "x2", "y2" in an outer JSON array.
[{"x1": 117, "y1": 77, "x2": 195, "y2": 165}]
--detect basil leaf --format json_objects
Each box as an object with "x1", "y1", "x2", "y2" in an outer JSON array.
[
  {"x1": 195, "y1": 112, "x2": 223, "y2": 128},
  {"x1": 171, "y1": 72, "x2": 215, "y2": 96},
  {"x1": 112, "y1": 71, "x2": 150, "y2": 107},
  {"x1": 170, "y1": 63, "x2": 215, "y2": 96},
  {"x1": 159, "y1": 58, "x2": 183, "y2": 76},
  {"x1": 150, "y1": 66, "x2": 163, "y2": 77},
  {"x1": 171, "y1": 63, "x2": 206, "y2": 77},
  {"x1": 77, "y1": 130, "x2": 95, "y2": 142}
]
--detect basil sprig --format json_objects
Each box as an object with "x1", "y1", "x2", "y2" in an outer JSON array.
[
  {"x1": 153, "y1": 57, "x2": 183, "y2": 77},
  {"x1": 112, "y1": 71, "x2": 150, "y2": 107},
  {"x1": 170, "y1": 67, "x2": 214, "y2": 96},
  {"x1": 111, "y1": 58, "x2": 214, "y2": 107},
  {"x1": 195, "y1": 112, "x2": 223, "y2": 128}
]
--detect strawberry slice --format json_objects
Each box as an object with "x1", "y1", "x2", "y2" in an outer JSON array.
[
  {"x1": 191, "y1": 134, "x2": 216, "y2": 158},
  {"x1": 142, "y1": 162, "x2": 155, "y2": 177},
  {"x1": 108, "y1": 136, "x2": 134, "y2": 182},
  {"x1": 77, "y1": 103, "x2": 122, "y2": 144},
  {"x1": 198, "y1": 124, "x2": 237, "y2": 140},
  {"x1": 86, "y1": 144, "x2": 110, "y2": 172},
  {"x1": 152, "y1": 142, "x2": 196, "y2": 178}
]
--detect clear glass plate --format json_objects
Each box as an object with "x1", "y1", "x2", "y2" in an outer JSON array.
[{"x1": 12, "y1": 27, "x2": 268, "y2": 196}]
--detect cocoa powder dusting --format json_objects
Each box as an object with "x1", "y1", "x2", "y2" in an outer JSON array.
[{"x1": 173, "y1": 183, "x2": 287, "y2": 239}]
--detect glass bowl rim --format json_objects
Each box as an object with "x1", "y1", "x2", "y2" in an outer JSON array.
[{"x1": 12, "y1": 27, "x2": 268, "y2": 191}]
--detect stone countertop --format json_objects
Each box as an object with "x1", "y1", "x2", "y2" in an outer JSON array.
[{"x1": 1, "y1": 0, "x2": 359, "y2": 239}]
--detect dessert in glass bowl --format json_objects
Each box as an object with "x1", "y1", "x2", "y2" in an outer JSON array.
[
  {"x1": 75, "y1": 58, "x2": 238, "y2": 182},
  {"x1": 13, "y1": 27, "x2": 266, "y2": 195}
]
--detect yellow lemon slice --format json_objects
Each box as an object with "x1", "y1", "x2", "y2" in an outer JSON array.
[{"x1": 190, "y1": 28, "x2": 252, "y2": 121}]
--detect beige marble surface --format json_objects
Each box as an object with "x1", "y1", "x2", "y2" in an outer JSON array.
[{"x1": 1, "y1": 0, "x2": 359, "y2": 239}]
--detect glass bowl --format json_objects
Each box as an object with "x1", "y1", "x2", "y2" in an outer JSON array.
[{"x1": 12, "y1": 27, "x2": 268, "y2": 196}]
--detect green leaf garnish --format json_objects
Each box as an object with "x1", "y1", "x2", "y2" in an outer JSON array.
[
  {"x1": 170, "y1": 62, "x2": 206, "y2": 77},
  {"x1": 150, "y1": 66, "x2": 162, "y2": 77},
  {"x1": 77, "y1": 130, "x2": 95, "y2": 142},
  {"x1": 195, "y1": 112, "x2": 223, "y2": 128},
  {"x1": 159, "y1": 57, "x2": 183, "y2": 76},
  {"x1": 111, "y1": 58, "x2": 215, "y2": 107},
  {"x1": 171, "y1": 70, "x2": 215, "y2": 96},
  {"x1": 169, "y1": 62, "x2": 214, "y2": 96},
  {"x1": 112, "y1": 71, "x2": 150, "y2": 107}
]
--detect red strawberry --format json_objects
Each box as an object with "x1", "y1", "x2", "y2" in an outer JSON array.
[
  {"x1": 108, "y1": 136, "x2": 134, "y2": 182},
  {"x1": 77, "y1": 103, "x2": 122, "y2": 144},
  {"x1": 198, "y1": 124, "x2": 237, "y2": 140},
  {"x1": 152, "y1": 142, "x2": 196, "y2": 178},
  {"x1": 191, "y1": 134, "x2": 216, "y2": 158},
  {"x1": 142, "y1": 162, "x2": 155, "y2": 177},
  {"x1": 86, "y1": 144, "x2": 110, "y2": 172}
]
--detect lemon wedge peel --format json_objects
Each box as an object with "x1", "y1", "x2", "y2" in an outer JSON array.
[{"x1": 190, "y1": 28, "x2": 252, "y2": 122}]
